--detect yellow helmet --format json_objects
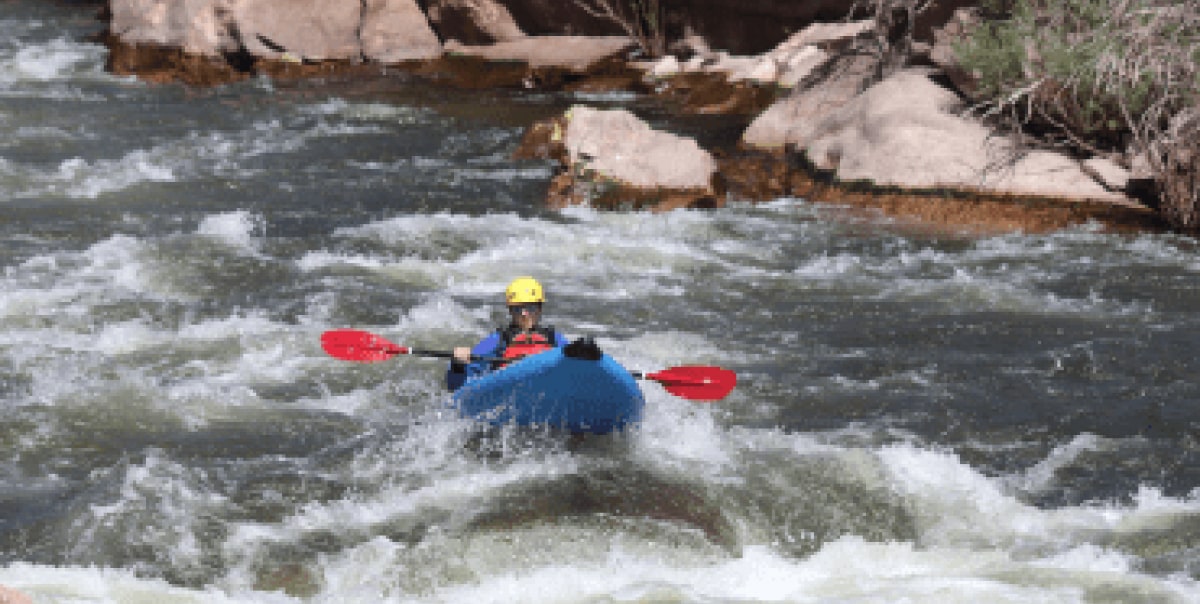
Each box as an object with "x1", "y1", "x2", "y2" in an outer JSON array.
[{"x1": 505, "y1": 276, "x2": 545, "y2": 305}]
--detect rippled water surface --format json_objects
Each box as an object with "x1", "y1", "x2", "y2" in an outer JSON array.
[{"x1": 1, "y1": 2, "x2": 1199, "y2": 602}]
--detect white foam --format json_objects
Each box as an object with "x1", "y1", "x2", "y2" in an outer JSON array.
[
  {"x1": 0, "y1": 563, "x2": 292, "y2": 604},
  {"x1": 0, "y1": 37, "x2": 100, "y2": 85},
  {"x1": 320, "y1": 209, "x2": 729, "y2": 307},
  {"x1": 393, "y1": 294, "x2": 491, "y2": 335},
  {"x1": 51, "y1": 151, "x2": 176, "y2": 199},
  {"x1": 1009, "y1": 433, "x2": 1113, "y2": 494},
  {"x1": 295, "y1": 251, "x2": 389, "y2": 272},
  {"x1": 788, "y1": 227, "x2": 1156, "y2": 318},
  {"x1": 304, "y1": 98, "x2": 431, "y2": 125},
  {"x1": 875, "y1": 442, "x2": 1200, "y2": 568},
  {"x1": 7, "y1": 103, "x2": 418, "y2": 198},
  {"x1": 0, "y1": 234, "x2": 158, "y2": 322},
  {"x1": 73, "y1": 450, "x2": 229, "y2": 576},
  {"x1": 222, "y1": 448, "x2": 580, "y2": 579},
  {"x1": 196, "y1": 211, "x2": 265, "y2": 252},
  {"x1": 309, "y1": 535, "x2": 1196, "y2": 604}
]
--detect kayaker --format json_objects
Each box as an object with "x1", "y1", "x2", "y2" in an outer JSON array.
[{"x1": 446, "y1": 276, "x2": 573, "y2": 391}]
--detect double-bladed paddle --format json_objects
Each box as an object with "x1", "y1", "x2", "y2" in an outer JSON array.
[
  {"x1": 320, "y1": 329, "x2": 736, "y2": 401},
  {"x1": 629, "y1": 366, "x2": 737, "y2": 402},
  {"x1": 320, "y1": 328, "x2": 504, "y2": 363}
]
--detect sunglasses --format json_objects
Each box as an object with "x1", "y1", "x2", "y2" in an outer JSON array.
[{"x1": 508, "y1": 303, "x2": 542, "y2": 316}]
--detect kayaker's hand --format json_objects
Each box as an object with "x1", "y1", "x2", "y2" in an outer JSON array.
[
  {"x1": 564, "y1": 337, "x2": 602, "y2": 361},
  {"x1": 453, "y1": 347, "x2": 472, "y2": 364}
]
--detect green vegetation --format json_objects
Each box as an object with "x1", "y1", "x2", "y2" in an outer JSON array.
[{"x1": 952, "y1": 0, "x2": 1199, "y2": 231}]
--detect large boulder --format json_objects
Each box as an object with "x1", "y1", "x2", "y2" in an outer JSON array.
[
  {"x1": 443, "y1": 35, "x2": 633, "y2": 70},
  {"x1": 517, "y1": 105, "x2": 720, "y2": 210},
  {"x1": 362, "y1": 0, "x2": 443, "y2": 62},
  {"x1": 741, "y1": 52, "x2": 878, "y2": 149},
  {"x1": 565, "y1": 105, "x2": 716, "y2": 190},
  {"x1": 231, "y1": 0, "x2": 363, "y2": 61},
  {"x1": 425, "y1": 0, "x2": 526, "y2": 44},
  {"x1": 108, "y1": 0, "x2": 238, "y2": 56},
  {"x1": 111, "y1": 0, "x2": 442, "y2": 64},
  {"x1": 745, "y1": 67, "x2": 1134, "y2": 203}
]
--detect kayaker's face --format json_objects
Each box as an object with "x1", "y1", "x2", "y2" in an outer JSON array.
[{"x1": 508, "y1": 303, "x2": 541, "y2": 331}]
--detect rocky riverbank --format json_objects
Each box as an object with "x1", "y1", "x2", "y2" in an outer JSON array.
[{"x1": 98, "y1": 0, "x2": 1165, "y2": 234}]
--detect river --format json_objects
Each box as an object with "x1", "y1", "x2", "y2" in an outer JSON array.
[{"x1": 1, "y1": 2, "x2": 1198, "y2": 602}]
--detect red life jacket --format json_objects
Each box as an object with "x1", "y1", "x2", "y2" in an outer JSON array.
[{"x1": 500, "y1": 326, "x2": 557, "y2": 360}]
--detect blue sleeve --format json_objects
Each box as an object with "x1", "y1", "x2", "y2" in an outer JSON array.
[{"x1": 445, "y1": 332, "x2": 502, "y2": 392}]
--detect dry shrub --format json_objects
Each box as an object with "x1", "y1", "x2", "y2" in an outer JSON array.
[
  {"x1": 954, "y1": 0, "x2": 1199, "y2": 232},
  {"x1": 1157, "y1": 111, "x2": 1200, "y2": 231},
  {"x1": 569, "y1": 0, "x2": 666, "y2": 58},
  {"x1": 848, "y1": 0, "x2": 938, "y2": 77}
]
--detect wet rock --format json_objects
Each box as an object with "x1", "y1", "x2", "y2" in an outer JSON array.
[
  {"x1": 466, "y1": 468, "x2": 740, "y2": 553},
  {"x1": 522, "y1": 105, "x2": 720, "y2": 211},
  {"x1": 104, "y1": 35, "x2": 252, "y2": 86},
  {"x1": 108, "y1": 0, "x2": 239, "y2": 57},
  {"x1": 253, "y1": 562, "x2": 321, "y2": 598},
  {"x1": 565, "y1": 106, "x2": 716, "y2": 187},
  {"x1": 410, "y1": 53, "x2": 637, "y2": 91},
  {"x1": 719, "y1": 148, "x2": 1161, "y2": 234},
  {"x1": 715, "y1": 149, "x2": 796, "y2": 202},
  {"x1": 652, "y1": 72, "x2": 778, "y2": 116},
  {"x1": 741, "y1": 52, "x2": 878, "y2": 150},
  {"x1": 511, "y1": 114, "x2": 568, "y2": 163}
]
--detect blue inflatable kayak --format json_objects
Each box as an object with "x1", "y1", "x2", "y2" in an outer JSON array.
[{"x1": 452, "y1": 347, "x2": 644, "y2": 434}]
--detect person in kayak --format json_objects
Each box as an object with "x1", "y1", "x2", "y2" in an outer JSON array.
[{"x1": 446, "y1": 276, "x2": 579, "y2": 391}]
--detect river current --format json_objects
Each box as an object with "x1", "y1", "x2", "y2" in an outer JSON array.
[{"x1": 2, "y1": 2, "x2": 1199, "y2": 602}]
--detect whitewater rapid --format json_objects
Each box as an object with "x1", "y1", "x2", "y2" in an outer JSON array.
[{"x1": 2, "y1": 2, "x2": 1198, "y2": 602}]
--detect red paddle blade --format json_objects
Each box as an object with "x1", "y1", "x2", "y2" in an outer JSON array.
[
  {"x1": 321, "y1": 329, "x2": 407, "y2": 362},
  {"x1": 644, "y1": 366, "x2": 737, "y2": 401}
]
